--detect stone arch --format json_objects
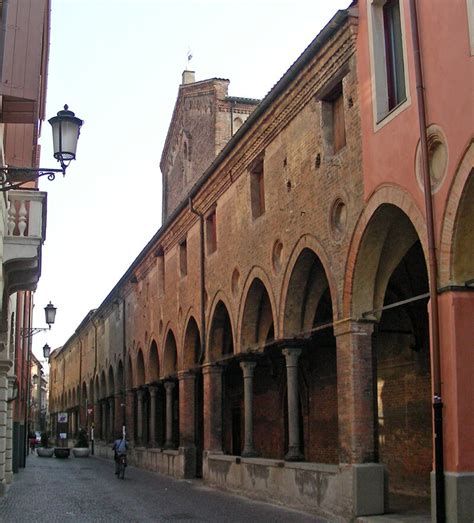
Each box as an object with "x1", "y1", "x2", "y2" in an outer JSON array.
[
  {"x1": 136, "y1": 348, "x2": 145, "y2": 387},
  {"x1": 182, "y1": 315, "x2": 201, "y2": 369},
  {"x1": 162, "y1": 329, "x2": 178, "y2": 377},
  {"x1": 344, "y1": 185, "x2": 428, "y2": 318},
  {"x1": 239, "y1": 276, "x2": 276, "y2": 352},
  {"x1": 147, "y1": 340, "x2": 160, "y2": 383},
  {"x1": 439, "y1": 142, "x2": 474, "y2": 286},
  {"x1": 207, "y1": 298, "x2": 234, "y2": 361},
  {"x1": 280, "y1": 235, "x2": 338, "y2": 329}
]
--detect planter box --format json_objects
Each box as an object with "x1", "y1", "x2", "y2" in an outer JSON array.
[
  {"x1": 73, "y1": 447, "x2": 90, "y2": 458},
  {"x1": 37, "y1": 447, "x2": 54, "y2": 457},
  {"x1": 54, "y1": 447, "x2": 70, "y2": 459}
]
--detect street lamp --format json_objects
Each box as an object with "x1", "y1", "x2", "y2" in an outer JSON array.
[
  {"x1": 0, "y1": 105, "x2": 84, "y2": 192},
  {"x1": 21, "y1": 302, "x2": 57, "y2": 338},
  {"x1": 43, "y1": 343, "x2": 51, "y2": 360}
]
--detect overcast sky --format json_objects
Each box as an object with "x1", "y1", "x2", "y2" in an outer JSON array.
[{"x1": 32, "y1": 0, "x2": 349, "y2": 362}]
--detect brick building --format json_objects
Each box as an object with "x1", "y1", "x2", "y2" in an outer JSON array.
[{"x1": 49, "y1": 1, "x2": 473, "y2": 521}]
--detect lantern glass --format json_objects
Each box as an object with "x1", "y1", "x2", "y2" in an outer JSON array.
[
  {"x1": 32, "y1": 374, "x2": 38, "y2": 386},
  {"x1": 49, "y1": 105, "x2": 83, "y2": 163},
  {"x1": 44, "y1": 302, "x2": 57, "y2": 326},
  {"x1": 43, "y1": 343, "x2": 51, "y2": 360}
]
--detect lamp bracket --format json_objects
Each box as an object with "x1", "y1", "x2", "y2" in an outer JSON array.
[
  {"x1": 0, "y1": 165, "x2": 66, "y2": 192},
  {"x1": 20, "y1": 326, "x2": 50, "y2": 339}
]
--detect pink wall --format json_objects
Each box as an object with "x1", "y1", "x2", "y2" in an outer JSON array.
[{"x1": 357, "y1": 0, "x2": 473, "y2": 242}]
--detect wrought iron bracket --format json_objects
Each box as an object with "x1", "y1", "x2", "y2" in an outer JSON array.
[
  {"x1": 20, "y1": 326, "x2": 51, "y2": 339},
  {"x1": 0, "y1": 165, "x2": 66, "y2": 192}
]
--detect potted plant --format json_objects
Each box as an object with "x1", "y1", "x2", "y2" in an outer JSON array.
[
  {"x1": 36, "y1": 432, "x2": 54, "y2": 457},
  {"x1": 72, "y1": 428, "x2": 90, "y2": 457}
]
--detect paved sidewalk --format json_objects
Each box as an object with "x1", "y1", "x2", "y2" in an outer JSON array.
[{"x1": 0, "y1": 454, "x2": 326, "y2": 522}]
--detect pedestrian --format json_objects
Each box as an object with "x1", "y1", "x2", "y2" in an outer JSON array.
[
  {"x1": 112, "y1": 433, "x2": 128, "y2": 475},
  {"x1": 28, "y1": 432, "x2": 36, "y2": 454}
]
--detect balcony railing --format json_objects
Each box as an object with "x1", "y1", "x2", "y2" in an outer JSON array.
[{"x1": 3, "y1": 189, "x2": 47, "y2": 293}]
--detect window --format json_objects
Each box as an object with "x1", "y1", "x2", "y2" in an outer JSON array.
[
  {"x1": 250, "y1": 157, "x2": 265, "y2": 219},
  {"x1": 156, "y1": 248, "x2": 165, "y2": 295},
  {"x1": 206, "y1": 209, "x2": 217, "y2": 254},
  {"x1": 368, "y1": 0, "x2": 409, "y2": 124},
  {"x1": 383, "y1": 0, "x2": 406, "y2": 111},
  {"x1": 321, "y1": 82, "x2": 346, "y2": 155},
  {"x1": 179, "y1": 238, "x2": 187, "y2": 277}
]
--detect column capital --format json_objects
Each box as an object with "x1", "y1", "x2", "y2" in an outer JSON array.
[
  {"x1": 240, "y1": 360, "x2": 257, "y2": 378},
  {"x1": 177, "y1": 370, "x2": 195, "y2": 381},
  {"x1": 136, "y1": 388, "x2": 145, "y2": 400},
  {"x1": 202, "y1": 362, "x2": 223, "y2": 376},
  {"x1": 148, "y1": 384, "x2": 158, "y2": 397},
  {"x1": 164, "y1": 381, "x2": 175, "y2": 392},
  {"x1": 333, "y1": 318, "x2": 376, "y2": 338},
  {"x1": 282, "y1": 347, "x2": 302, "y2": 366}
]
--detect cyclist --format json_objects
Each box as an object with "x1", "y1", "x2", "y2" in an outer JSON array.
[{"x1": 112, "y1": 433, "x2": 128, "y2": 476}]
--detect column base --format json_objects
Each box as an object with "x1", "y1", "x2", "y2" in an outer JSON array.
[
  {"x1": 164, "y1": 441, "x2": 175, "y2": 450},
  {"x1": 431, "y1": 471, "x2": 474, "y2": 522},
  {"x1": 285, "y1": 447, "x2": 304, "y2": 462}
]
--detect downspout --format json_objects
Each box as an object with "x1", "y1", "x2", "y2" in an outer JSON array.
[
  {"x1": 409, "y1": 2, "x2": 445, "y2": 521},
  {"x1": 77, "y1": 334, "x2": 82, "y2": 429},
  {"x1": 23, "y1": 293, "x2": 32, "y2": 463},
  {"x1": 189, "y1": 197, "x2": 206, "y2": 364}
]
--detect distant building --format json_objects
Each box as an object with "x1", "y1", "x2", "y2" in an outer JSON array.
[{"x1": 49, "y1": 2, "x2": 473, "y2": 521}]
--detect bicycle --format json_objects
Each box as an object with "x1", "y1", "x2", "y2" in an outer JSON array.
[{"x1": 117, "y1": 454, "x2": 126, "y2": 480}]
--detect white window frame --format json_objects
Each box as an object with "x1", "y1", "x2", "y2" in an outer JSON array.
[{"x1": 367, "y1": 0, "x2": 411, "y2": 130}]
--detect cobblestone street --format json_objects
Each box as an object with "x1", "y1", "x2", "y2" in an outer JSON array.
[{"x1": 0, "y1": 454, "x2": 325, "y2": 522}]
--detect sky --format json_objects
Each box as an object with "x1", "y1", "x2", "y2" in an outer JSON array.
[{"x1": 32, "y1": 0, "x2": 350, "y2": 363}]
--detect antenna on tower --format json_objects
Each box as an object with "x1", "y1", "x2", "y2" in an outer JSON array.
[{"x1": 186, "y1": 47, "x2": 193, "y2": 70}]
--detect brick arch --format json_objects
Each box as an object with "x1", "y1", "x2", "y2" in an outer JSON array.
[
  {"x1": 146, "y1": 339, "x2": 160, "y2": 383},
  {"x1": 162, "y1": 328, "x2": 177, "y2": 377},
  {"x1": 343, "y1": 185, "x2": 428, "y2": 318},
  {"x1": 439, "y1": 141, "x2": 474, "y2": 286},
  {"x1": 181, "y1": 312, "x2": 201, "y2": 369},
  {"x1": 115, "y1": 360, "x2": 124, "y2": 395},
  {"x1": 135, "y1": 348, "x2": 145, "y2": 387},
  {"x1": 279, "y1": 234, "x2": 338, "y2": 334},
  {"x1": 107, "y1": 365, "x2": 115, "y2": 397},
  {"x1": 237, "y1": 266, "x2": 277, "y2": 353},
  {"x1": 100, "y1": 370, "x2": 107, "y2": 399},
  {"x1": 207, "y1": 292, "x2": 235, "y2": 362}
]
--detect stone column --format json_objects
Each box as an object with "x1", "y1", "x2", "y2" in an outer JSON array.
[
  {"x1": 202, "y1": 363, "x2": 223, "y2": 453},
  {"x1": 108, "y1": 397, "x2": 115, "y2": 440},
  {"x1": 178, "y1": 372, "x2": 195, "y2": 447},
  {"x1": 164, "y1": 381, "x2": 175, "y2": 449},
  {"x1": 240, "y1": 361, "x2": 258, "y2": 457},
  {"x1": 334, "y1": 320, "x2": 376, "y2": 464},
  {"x1": 282, "y1": 348, "x2": 304, "y2": 461},
  {"x1": 148, "y1": 385, "x2": 158, "y2": 446},
  {"x1": 136, "y1": 389, "x2": 144, "y2": 445},
  {"x1": 101, "y1": 402, "x2": 107, "y2": 441}
]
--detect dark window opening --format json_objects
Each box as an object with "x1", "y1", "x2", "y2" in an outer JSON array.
[
  {"x1": 250, "y1": 157, "x2": 265, "y2": 218},
  {"x1": 206, "y1": 210, "x2": 217, "y2": 254},
  {"x1": 383, "y1": 0, "x2": 406, "y2": 111},
  {"x1": 179, "y1": 239, "x2": 187, "y2": 277},
  {"x1": 321, "y1": 82, "x2": 346, "y2": 155}
]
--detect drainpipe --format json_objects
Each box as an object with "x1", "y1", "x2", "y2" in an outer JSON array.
[
  {"x1": 189, "y1": 197, "x2": 206, "y2": 364},
  {"x1": 409, "y1": 1, "x2": 445, "y2": 521},
  {"x1": 77, "y1": 334, "x2": 82, "y2": 428}
]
